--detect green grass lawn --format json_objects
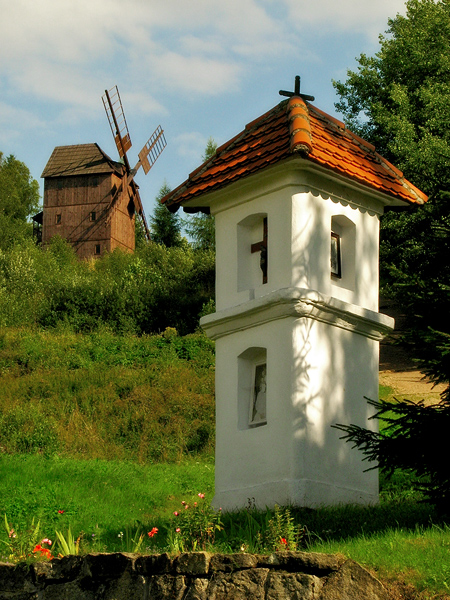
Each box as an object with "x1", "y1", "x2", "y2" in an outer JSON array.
[{"x1": 1, "y1": 454, "x2": 449, "y2": 598}]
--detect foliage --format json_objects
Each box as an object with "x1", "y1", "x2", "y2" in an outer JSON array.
[
  {"x1": 202, "y1": 137, "x2": 218, "y2": 163},
  {"x1": 134, "y1": 214, "x2": 148, "y2": 249},
  {"x1": 334, "y1": 0, "x2": 450, "y2": 510},
  {"x1": 334, "y1": 397, "x2": 450, "y2": 513},
  {"x1": 0, "y1": 152, "x2": 40, "y2": 251},
  {"x1": 1, "y1": 515, "x2": 53, "y2": 562},
  {"x1": 333, "y1": 0, "x2": 450, "y2": 197},
  {"x1": 150, "y1": 182, "x2": 183, "y2": 248},
  {"x1": 182, "y1": 138, "x2": 217, "y2": 250},
  {"x1": 0, "y1": 237, "x2": 215, "y2": 335},
  {"x1": 381, "y1": 200, "x2": 450, "y2": 387},
  {"x1": 183, "y1": 213, "x2": 215, "y2": 250},
  {"x1": 169, "y1": 493, "x2": 223, "y2": 552},
  {"x1": 2, "y1": 455, "x2": 449, "y2": 595},
  {"x1": 54, "y1": 528, "x2": 81, "y2": 556},
  {"x1": 0, "y1": 328, "x2": 215, "y2": 462},
  {"x1": 258, "y1": 505, "x2": 303, "y2": 552}
]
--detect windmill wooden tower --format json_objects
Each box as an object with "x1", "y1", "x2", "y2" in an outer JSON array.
[{"x1": 40, "y1": 86, "x2": 166, "y2": 259}]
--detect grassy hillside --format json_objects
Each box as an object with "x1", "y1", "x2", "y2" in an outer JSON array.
[{"x1": 0, "y1": 327, "x2": 215, "y2": 462}]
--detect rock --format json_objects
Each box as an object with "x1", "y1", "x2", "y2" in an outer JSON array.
[
  {"x1": 184, "y1": 577, "x2": 209, "y2": 600},
  {"x1": 149, "y1": 574, "x2": 186, "y2": 600},
  {"x1": 318, "y1": 559, "x2": 390, "y2": 600},
  {"x1": 174, "y1": 552, "x2": 212, "y2": 575},
  {"x1": 134, "y1": 552, "x2": 172, "y2": 575},
  {"x1": 208, "y1": 553, "x2": 258, "y2": 573},
  {"x1": 0, "y1": 562, "x2": 36, "y2": 596},
  {"x1": 207, "y1": 568, "x2": 269, "y2": 600},
  {"x1": 262, "y1": 551, "x2": 344, "y2": 575},
  {"x1": 0, "y1": 553, "x2": 392, "y2": 599},
  {"x1": 265, "y1": 571, "x2": 323, "y2": 600}
]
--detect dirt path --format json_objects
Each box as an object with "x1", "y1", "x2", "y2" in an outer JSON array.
[{"x1": 379, "y1": 341, "x2": 446, "y2": 404}]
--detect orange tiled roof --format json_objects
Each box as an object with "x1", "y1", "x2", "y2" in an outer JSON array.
[{"x1": 163, "y1": 97, "x2": 427, "y2": 209}]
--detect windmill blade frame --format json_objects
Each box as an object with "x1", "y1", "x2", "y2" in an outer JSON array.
[{"x1": 102, "y1": 85, "x2": 167, "y2": 243}]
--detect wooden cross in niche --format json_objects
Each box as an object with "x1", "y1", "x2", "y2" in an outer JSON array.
[{"x1": 251, "y1": 217, "x2": 268, "y2": 284}]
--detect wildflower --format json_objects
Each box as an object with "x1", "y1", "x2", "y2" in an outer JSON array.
[
  {"x1": 198, "y1": 493, "x2": 205, "y2": 499},
  {"x1": 181, "y1": 501, "x2": 186, "y2": 505},
  {"x1": 118, "y1": 532, "x2": 123, "y2": 539},
  {"x1": 176, "y1": 528, "x2": 181, "y2": 533},
  {"x1": 280, "y1": 537, "x2": 288, "y2": 547},
  {"x1": 8, "y1": 529, "x2": 16, "y2": 539},
  {"x1": 147, "y1": 527, "x2": 158, "y2": 538},
  {"x1": 58, "y1": 510, "x2": 64, "y2": 514},
  {"x1": 173, "y1": 511, "x2": 179, "y2": 516},
  {"x1": 33, "y1": 544, "x2": 53, "y2": 560},
  {"x1": 41, "y1": 538, "x2": 52, "y2": 546},
  {"x1": 194, "y1": 502, "x2": 197, "y2": 507}
]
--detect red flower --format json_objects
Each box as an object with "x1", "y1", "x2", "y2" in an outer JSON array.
[
  {"x1": 58, "y1": 510, "x2": 64, "y2": 514},
  {"x1": 280, "y1": 537, "x2": 288, "y2": 546},
  {"x1": 147, "y1": 527, "x2": 158, "y2": 538},
  {"x1": 33, "y1": 544, "x2": 53, "y2": 560}
]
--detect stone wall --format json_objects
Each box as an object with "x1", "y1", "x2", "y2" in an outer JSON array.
[{"x1": 0, "y1": 551, "x2": 391, "y2": 599}]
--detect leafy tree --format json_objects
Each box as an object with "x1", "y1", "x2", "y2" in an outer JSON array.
[
  {"x1": 150, "y1": 182, "x2": 182, "y2": 247},
  {"x1": 135, "y1": 214, "x2": 148, "y2": 249},
  {"x1": 333, "y1": 0, "x2": 450, "y2": 197},
  {"x1": 0, "y1": 152, "x2": 40, "y2": 250},
  {"x1": 333, "y1": 0, "x2": 450, "y2": 510},
  {"x1": 183, "y1": 138, "x2": 217, "y2": 250}
]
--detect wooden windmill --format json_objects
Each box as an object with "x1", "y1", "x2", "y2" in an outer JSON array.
[
  {"x1": 40, "y1": 86, "x2": 166, "y2": 259},
  {"x1": 102, "y1": 85, "x2": 167, "y2": 240}
]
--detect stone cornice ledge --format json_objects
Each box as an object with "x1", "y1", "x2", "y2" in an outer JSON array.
[{"x1": 200, "y1": 288, "x2": 394, "y2": 341}]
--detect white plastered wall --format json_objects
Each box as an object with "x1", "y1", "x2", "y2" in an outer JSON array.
[
  {"x1": 212, "y1": 313, "x2": 379, "y2": 511},
  {"x1": 213, "y1": 171, "x2": 381, "y2": 313},
  {"x1": 203, "y1": 162, "x2": 390, "y2": 511}
]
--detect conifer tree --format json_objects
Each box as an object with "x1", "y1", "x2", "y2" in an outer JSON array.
[
  {"x1": 183, "y1": 138, "x2": 217, "y2": 250},
  {"x1": 150, "y1": 182, "x2": 182, "y2": 247}
]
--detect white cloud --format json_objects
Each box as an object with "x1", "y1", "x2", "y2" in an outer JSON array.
[
  {"x1": 174, "y1": 132, "x2": 210, "y2": 162},
  {"x1": 280, "y1": 0, "x2": 408, "y2": 39},
  {"x1": 0, "y1": 102, "x2": 47, "y2": 147},
  {"x1": 152, "y1": 52, "x2": 243, "y2": 95},
  {"x1": 0, "y1": 0, "x2": 411, "y2": 162}
]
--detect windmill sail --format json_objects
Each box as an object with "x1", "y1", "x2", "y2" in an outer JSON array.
[{"x1": 102, "y1": 86, "x2": 167, "y2": 242}]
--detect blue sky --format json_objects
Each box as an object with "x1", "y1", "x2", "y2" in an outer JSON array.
[{"x1": 0, "y1": 0, "x2": 407, "y2": 221}]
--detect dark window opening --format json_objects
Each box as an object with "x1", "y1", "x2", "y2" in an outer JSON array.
[
  {"x1": 331, "y1": 232, "x2": 341, "y2": 278},
  {"x1": 250, "y1": 217, "x2": 268, "y2": 284}
]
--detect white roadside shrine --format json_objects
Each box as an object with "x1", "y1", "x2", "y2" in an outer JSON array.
[{"x1": 163, "y1": 86, "x2": 427, "y2": 511}]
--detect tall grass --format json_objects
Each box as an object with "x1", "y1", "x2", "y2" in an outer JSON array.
[{"x1": 0, "y1": 327, "x2": 215, "y2": 462}]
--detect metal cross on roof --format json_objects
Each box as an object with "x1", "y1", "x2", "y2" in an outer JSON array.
[{"x1": 279, "y1": 76, "x2": 315, "y2": 102}]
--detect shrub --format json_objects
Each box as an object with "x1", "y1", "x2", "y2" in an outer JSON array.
[{"x1": 334, "y1": 396, "x2": 450, "y2": 513}]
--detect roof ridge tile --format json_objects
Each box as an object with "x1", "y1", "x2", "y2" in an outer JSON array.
[{"x1": 287, "y1": 97, "x2": 313, "y2": 155}]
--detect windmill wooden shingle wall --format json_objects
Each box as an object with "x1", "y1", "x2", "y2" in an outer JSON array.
[{"x1": 41, "y1": 143, "x2": 136, "y2": 259}]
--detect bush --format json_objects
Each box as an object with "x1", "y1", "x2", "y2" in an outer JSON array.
[
  {"x1": 334, "y1": 396, "x2": 450, "y2": 513},
  {"x1": 0, "y1": 238, "x2": 215, "y2": 335}
]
